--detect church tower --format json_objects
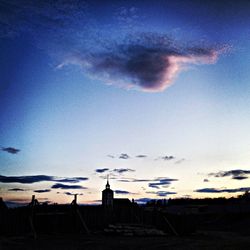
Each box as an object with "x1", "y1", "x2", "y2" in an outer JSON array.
[{"x1": 102, "y1": 177, "x2": 113, "y2": 209}]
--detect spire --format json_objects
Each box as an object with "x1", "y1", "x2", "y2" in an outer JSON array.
[{"x1": 106, "y1": 174, "x2": 110, "y2": 189}]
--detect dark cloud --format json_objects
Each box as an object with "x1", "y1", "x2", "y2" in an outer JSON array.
[
  {"x1": 203, "y1": 179, "x2": 209, "y2": 182},
  {"x1": 148, "y1": 177, "x2": 178, "y2": 189},
  {"x1": 195, "y1": 187, "x2": 250, "y2": 193},
  {"x1": 0, "y1": 175, "x2": 88, "y2": 184},
  {"x1": 8, "y1": 188, "x2": 25, "y2": 192},
  {"x1": 64, "y1": 192, "x2": 73, "y2": 196},
  {"x1": 114, "y1": 190, "x2": 133, "y2": 195},
  {"x1": 113, "y1": 168, "x2": 135, "y2": 174},
  {"x1": 61, "y1": 33, "x2": 227, "y2": 92},
  {"x1": 119, "y1": 153, "x2": 130, "y2": 159},
  {"x1": 64, "y1": 192, "x2": 83, "y2": 196},
  {"x1": 136, "y1": 155, "x2": 147, "y2": 158},
  {"x1": 0, "y1": 175, "x2": 52, "y2": 184},
  {"x1": 34, "y1": 189, "x2": 51, "y2": 193},
  {"x1": 147, "y1": 191, "x2": 176, "y2": 197},
  {"x1": 209, "y1": 169, "x2": 250, "y2": 180},
  {"x1": 51, "y1": 183, "x2": 87, "y2": 190},
  {"x1": 1, "y1": 147, "x2": 20, "y2": 154},
  {"x1": 95, "y1": 168, "x2": 109, "y2": 173},
  {"x1": 232, "y1": 176, "x2": 248, "y2": 180}
]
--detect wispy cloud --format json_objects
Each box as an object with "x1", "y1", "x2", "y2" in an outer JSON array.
[
  {"x1": 175, "y1": 158, "x2": 185, "y2": 164},
  {"x1": 195, "y1": 187, "x2": 250, "y2": 193},
  {"x1": 0, "y1": 175, "x2": 88, "y2": 184},
  {"x1": 51, "y1": 183, "x2": 87, "y2": 190},
  {"x1": 209, "y1": 169, "x2": 250, "y2": 180},
  {"x1": 107, "y1": 153, "x2": 147, "y2": 159},
  {"x1": 118, "y1": 178, "x2": 151, "y2": 182},
  {"x1": 117, "y1": 177, "x2": 178, "y2": 189},
  {"x1": 99, "y1": 174, "x2": 117, "y2": 180},
  {"x1": 56, "y1": 177, "x2": 88, "y2": 183},
  {"x1": 1, "y1": 147, "x2": 20, "y2": 154},
  {"x1": 114, "y1": 6, "x2": 139, "y2": 31}
]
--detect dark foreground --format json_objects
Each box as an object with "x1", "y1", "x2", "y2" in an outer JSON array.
[{"x1": 1, "y1": 231, "x2": 250, "y2": 250}]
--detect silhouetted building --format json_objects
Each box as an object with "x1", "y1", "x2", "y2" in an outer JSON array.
[
  {"x1": 113, "y1": 198, "x2": 131, "y2": 208},
  {"x1": 102, "y1": 180, "x2": 133, "y2": 210},
  {"x1": 102, "y1": 179, "x2": 114, "y2": 209},
  {"x1": 101, "y1": 180, "x2": 137, "y2": 223}
]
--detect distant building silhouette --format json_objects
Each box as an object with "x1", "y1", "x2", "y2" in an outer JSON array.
[
  {"x1": 102, "y1": 179, "x2": 132, "y2": 210},
  {"x1": 102, "y1": 178, "x2": 114, "y2": 209},
  {"x1": 102, "y1": 180, "x2": 137, "y2": 223}
]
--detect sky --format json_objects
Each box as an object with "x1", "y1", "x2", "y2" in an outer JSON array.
[{"x1": 1, "y1": 0, "x2": 250, "y2": 206}]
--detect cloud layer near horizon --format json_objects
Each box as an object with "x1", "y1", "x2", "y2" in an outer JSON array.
[
  {"x1": 195, "y1": 187, "x2": 250, "y2": 193},
  {"x1": 51, "y1": 183, "x2": 87, "y2": 190},
  {"x1": 0, "y1": 175, "x2": 88, "y2": 184}
]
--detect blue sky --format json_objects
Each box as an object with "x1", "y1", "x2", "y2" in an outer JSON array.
[{"x1": 1, "y1": 0, "x2": 250, "y2": 205}]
